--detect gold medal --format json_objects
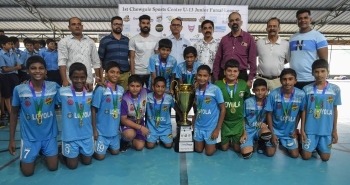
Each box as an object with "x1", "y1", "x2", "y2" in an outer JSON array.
[
  {"x1": 37, "y1": 114, "x2": 42, "y2": 124},
  {"x1": 80, "y1": 119, "x2": 83, "y2": 127},
  {"x1": 112, "y1": 111, "x2": 118, "y2": 119},
  {"x1": 230, "y1": 106, "x2": 236, "y2": 114},
  {"x1": 314, "y1": 109, "x2": 321, "y2": 119},
  {"x1": 156, "y1": 117, "x2": 160, "y2": 127}
]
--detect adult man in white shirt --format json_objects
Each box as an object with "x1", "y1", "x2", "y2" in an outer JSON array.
[
  {"x1": 129, "y1": 14, "x2": 158, "y2": 87},
  {"x1": 256, "y1": 17, "x2": 289, "y2": 91},
  {"x1": 58, "y1": 17, "x2": 101, "y2": 91},
  {"x1": 167, "y1": 18, "x2": 191, "y2": 64}
]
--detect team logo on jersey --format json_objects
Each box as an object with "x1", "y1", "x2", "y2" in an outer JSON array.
[
  {"x1": 328, "y1": 143, "x2": 332, "y2": 148},
  {"x1": 168, "y1": 134, "x2": 173, "y2": 139},
  {"x1": 68, "y1": 99, "x2": 74, "y2": 105},
  {"x1": 142, "y1": 100, "x2": 146, "y2": 106},
  {"x1": 106, "y1": 97, "x2": 111, "y2": 103},
  {"x1": 239, "y1": 91, "x2": 245, "y2": 98},
  {"x1": 26, "y1": 114, "x2": 30, "y2": 120},
  {"x1": 162, "y1": 106, "x2": 168, "y2": 112},
  {"x1": 327, "y1": 96, "x2": 333, "y2": 104},
  {"x1": 104, "y1": 109, "x2": 109, "y2": 114},
  {"x1": 204, "y1": 97, "x2": 211, "y2": 104},
  {"x1": 310, "y1": 95, "x2": 315, "y2": 102},
  {"x1": 25, "y1": 100, "x2": 31, "y2": 107},
  {"x1": 277, "y1": 103, "x2": 281, "y2": 109},
  {"x1": 292, "y1": 104, "x2": 298, "y2": 111},
  {"x1": 123, "y1": 15, "x2": 130, "y2": 22},
  {"x1": 188, "y1": 25, "x2": 195, "y2": 32},
  {"x1": 87, "y1": 98, "x2": 92, "y2": 105},
  {"x1": 166, "y1": 68, "x2": 171, "y2": 73},
  {"x1": 45, "y1": 98, "x2": 53, "y2": 105},
  {"x1": 67, "y1": 112, "x2": 73, "y2": 118}
]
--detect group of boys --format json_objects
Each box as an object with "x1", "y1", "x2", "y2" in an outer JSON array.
[{"x1": 6, "y1": 37, "x2": 341, "y2": 177}]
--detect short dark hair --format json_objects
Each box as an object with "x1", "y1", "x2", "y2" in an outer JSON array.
[
  {"x1": 46, "y1": 39, "x2": 55, "y2": 45},
  {"x1": 158, "y1": 38, "x2": 172, "y2": 49},
  {"x1": 312, "y1": 59, "x2": 329, "y2": 72},
  {"x1": 26, "y1": 56, "x2": 46, "y2": 69},
  {"x1": 9, "y1": 37, "x2": 19, "y2": 44},
  {"x1": 253, "y1": 78, "x2": 267, "y2": 89},
  {"x1": 128, "y1": 74, "x2": 143, "y2": 85},
  {"x1": 267, "y1": 17, "x2": 280, "y2": 27},
  {"x1": 280, "y1": 68, "x2": 297, "y2": 79},
  {"x1": 153, "y1": 76, "x2": 166, "y2": 86},
  {"x1": 224, "y1": 59, "x2": 240, "y2": 70},
  {"x1": 228, "y1": 12, "x2": 241, "y2": 19},
  {"x1": 69, "y1": 62, "x2": 87, "y2": 78},
  {"x1": 0, "y1": 35, "x2": 11, "y2": 46},
  {"x1": 39, "y1": 39, "x2": 46, "y2": 47},
  {"x1": 34, "y1": 40, "x2": 40, "y2": 45},
  {"x1": 201, "y1": 20, "x2": 214, "y2": 29},
  {"x1": 105, "y1": 62, "x2": 121, "y2": 73},
  {"x1": 296, "y1": 9, "x2": 311, "y2": 18},
  {"x1": 139, "y1": 15, "x2": 150, "y2": 23},
  {"x1": 69, "y1": 17, "x2": 82, "y2": 25},
  {"x1": 111, "y1": 16, "x2": 122, "y2": 24},
  {"x1": 183, "y1": 46, "x2": 197, "y2": 59},
  {"x1": 24, "y1": 39, "x2": 34, "y2": 45},
  {"x1": 171, "y1": 18, "x2": 182, "y2": 25},
  {"x1": 197, "y1": 64, "x2": 211, "y2": 74},
  {"x1": 0, "y1": 30, "x2": 4, "y2": 33}
]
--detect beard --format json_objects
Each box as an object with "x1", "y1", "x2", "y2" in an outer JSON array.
[
  {"x1": 112, "y1": 28, "x2": 122, "y2": 34},
  {"x1": 231, "y1": 24, "x2": 239, "y2": 32},
  {"x1": 140, "y1": 26, "x2": 150, "y2": 34}
]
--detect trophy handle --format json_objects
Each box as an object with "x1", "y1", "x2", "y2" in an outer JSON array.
[{"x1": 170, "y1": 80, "x2": 179, "y2": 103}]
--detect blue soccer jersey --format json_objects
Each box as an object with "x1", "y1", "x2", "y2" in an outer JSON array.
[
  {"x1": 148, "y1": 54, "x2": 177, "y2": 90},
  {"x1": 175, "y1": 61, "x2": 202, "y2": 84},
  {"x1": 303, "y1": 82, "x2": 341, "y2": 136},
  {"x1": 146, "y1": 92, "x2": 174, "y2": 135},
  {"x1": 265, "y1": 87, "x2": 306, "y2": 139},
  {"x1": 195, "y1": 83, "x2": 224, "y2": 131},
  {"x1": 244, "y1": 96, "x2": 267, "y2": 134},
  {"x1": 12, "y1": 81, "x2": 59, "y2": 141},
  {"x1": 92, "y1": 85, "x2": 124, "y2": 137},
  {"x1": 58, "y1": 86, "x2": 93, "y2": 142}
]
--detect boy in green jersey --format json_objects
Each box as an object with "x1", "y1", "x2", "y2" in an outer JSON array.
[{"x1": 215, "y1": 59, "x2": 251, "y2": 152}]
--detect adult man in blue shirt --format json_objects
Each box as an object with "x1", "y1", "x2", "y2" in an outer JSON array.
[{"x1": 167, "y1": 18, "x2": 191, "y2": 64}]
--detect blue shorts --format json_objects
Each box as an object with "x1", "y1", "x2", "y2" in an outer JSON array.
[
  {"x1": 302, "y1": 135, "x2": 332, "y2": 154},
  {"x1": 194, "y1": 127, "x2": 216, "y2": 145},
  {"x1": 240, "y1": 129, "x2": 260, "y2": 149},
  {"x1": 147, "y1": 130, "x2": 173, "y2": 144},
  {"x1": 20, "y1": 137, "x2": 58, "y2": 163},
  {"x1": 266, "y1": 137, "x2": 298, "y2": 150},
  {"x1": 94, "y1": 135, "x2": 120, "y2": 154},
  {"x1": 62, "y1": 137, "x2": 94, "y2": 158}
]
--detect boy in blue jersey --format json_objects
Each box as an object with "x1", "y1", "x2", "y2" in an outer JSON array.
[
  {"x1": 8, "y1": 56, "x2": 59, "y2": 176},
  {"x1": 148, "y1": 39, "x2": 177, "y2": 93},
  {"x1": 265, "y1": 68, "x2": 306, "y2": 158},
  {"x1": 301, "y1": 59, "x2": 341, "y2": 161},
  {"x1": 58, "y1": 62, "x2": 93, "y2": 169},
  {"x1": 241, "y1": 79, "x2": 272, "y2": 159},
  {"x1": 0, "y1": 36, "x2": 22, "y2": 117},
  {"x1": 146, "y1": 76, "x2": 180, "y2": 149},
  {"x1": 40, "y1": 39, "x2": 62, "y2": 86},
  {"x1": 120, "y1": 75, "x2": 150, "y2": 152},
  {"x1": 175, "y1": 46, "x2": 202, "y2": 85},
  {"x1": 19, "y1": 39, "x2": 38, "y2": 82},
  {"x1": 193, "y1": 65, "x2": 225, "y2": 156},
  {"x1": 92, "y1": 62, "x2": 124, "y2": 160}
]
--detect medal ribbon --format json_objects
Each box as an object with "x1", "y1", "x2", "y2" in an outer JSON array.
[
  {"x1": 129, "y1": 92, "x2": 141, "y2": 120},
  {"x1": 313, "y1": 82, "x2": 328, "y2": 112},
  {"x1": 29, "y1": 81, "x2": 46, "y2": 119},
  {"x1": 71, "y1": 86, "x2": 86, "y2": 123},
  {"x1": 225, "y1": 79, "x2": 237, "y2": 106},
  {"x1": 255, "y1": 97, "x2": 267, "y2": 124},
  {"x1": 280, "y1": 88, "x2": 295, "y2": 118},
  {"x1": 158, "y1": 54, "x2": 169, "y2": 77},
  {"x1": 107, "y1": 81, "x2": 118, "y2": 114},
  {"x1": 197, "y1": 83, "x2": 209, "y2": 116},
  {"x1": 153, "y1": 94, "x2": 165, "y2": 123}
]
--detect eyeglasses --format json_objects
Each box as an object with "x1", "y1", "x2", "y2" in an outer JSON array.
[
  {"x1": 112, "y1": 23, "x2": 123, "y2": 27},
  {"x1": 171, "y1": 24, "x2": 182, "y2": 27}
]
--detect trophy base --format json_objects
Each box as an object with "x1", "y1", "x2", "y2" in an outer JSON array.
[{"x1": 174, "y1": 125, "x2": 194, "y2": 152}]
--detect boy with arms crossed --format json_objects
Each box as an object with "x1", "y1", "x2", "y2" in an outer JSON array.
[
  {"x1": 240, "y1": 79, "x2": 271, "y2": 159},
  {"x1": 8, "y1": 56, "x2": 59, "y2": 176},
  {"x1": 301, "y1": 59, "x2": 341, "y2": 161},
  {"x1": 120, "y1": 75, "x2": 150, "y2": 152},
  {"x1": 193, "y1": 65, "x2": 225, "y2": 156},
  {"x1": 59, "y1": 62, "x2": 93, "y2": 169},
  {"x1": 92, "y1": 62, "x2": 124, "y2": 160},
  {"x1": 215, "y1": 59, "x2": 250, "y2": 152},
  {"x1": 265, "y1": 68, "x2": 306, "y2": 158}
]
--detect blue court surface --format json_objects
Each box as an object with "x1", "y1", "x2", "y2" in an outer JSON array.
[{"x1": 0, "y1": 80, "x2": 349, "y2": 185}]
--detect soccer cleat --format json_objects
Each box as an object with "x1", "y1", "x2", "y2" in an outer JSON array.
[
  {"x1": 257, "y1": 140, "x2": 266, "y2": 154},
  {"x1": 120, "y1": 140, "x2": 128, "y2": 152}
]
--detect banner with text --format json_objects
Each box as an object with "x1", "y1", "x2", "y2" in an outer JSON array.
[{"x1": 118, "y1": 4, "x2": 248, "y2": 44}]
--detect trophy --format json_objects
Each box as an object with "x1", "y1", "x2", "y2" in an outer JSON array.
[{"x1": 171, "y1": 80, "x2": 195, "y2": 152}]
